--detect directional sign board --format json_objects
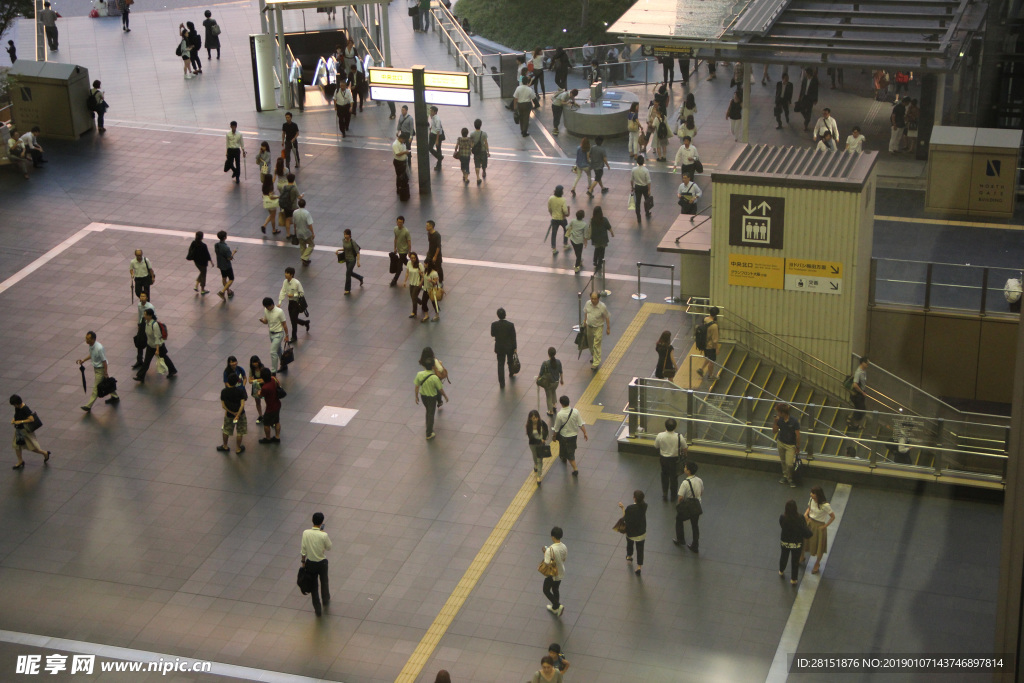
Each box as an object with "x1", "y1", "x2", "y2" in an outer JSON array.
[
  {"x1": 729, "y1": 195, "x2": 786, "y2": 250},
  {"x1": 784, "y1": 259, "x2": 843, "y2": 294},
  {"x1": 728, "y1": 254, "x2": 785, "y2": 289},
  {"x1": 367, "y1": 67, "x2": 471, "y2": 106},
  {"x1": 641, "y1": 45, "x2": 694, "y2": 58}
]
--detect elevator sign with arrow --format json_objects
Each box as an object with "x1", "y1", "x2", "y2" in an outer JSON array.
[
  {"x1": 729, "y1": 195, "x2": 786, "y2": 250},
  {"x1": 784, "y1": 258, "x2": 843, "y2": 294}
]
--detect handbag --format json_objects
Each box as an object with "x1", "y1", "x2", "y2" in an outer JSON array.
[
  {"x1": 536, "y1": 443, "x2": 552, "y2": 459},
  {"x1": 627, "y1": 193, "x2": 636, "y2": 210},
  {"x1": 537, "y1": 558, "x2": 558, "y2": 577},
  {"x1": 156, "y1": 357, "x2": 169, "y2": 375},
  {"x1": 509, "y1": 351, "x2": 521, "y2": 375},
  {"x1": 660, "y1": 349, "x2": 676, "y2": 377},
  {"x1": 96, "y1": 376, "x2": 118, "y2": 398},
  {"x1": 26, "y1": 412, "x2": 42, "y2": 433},
  {"x1": 280, "y1": 340, "x2": 295, "y2": 367},
  {"x1": 211, "y1": 22, "x2": 221, "y2": 35},
  {"x1": 297, "y1": 296, "x2": 309, "y2": 315},
  {"x1": 296, "y1": 565, "x2": 314, "y2": 594},
  {"x1": 677, "y1": 479, "x2": 703, "y2": 519},
  {"x1": 694, "y1": 159, "x2": 704, "y2": 174},
  {"x1": 513, "y1": 110, "x2": 520, "y2": 125},
  {"x1": 276, "y1": 384, "x2": 287, "y2": 399},
  {"x1": 431, "y1": 287, "x2": 445, "y2": 304},
  {"x1": 613, "y1": 517, "x2": 627, "y2": 534}
]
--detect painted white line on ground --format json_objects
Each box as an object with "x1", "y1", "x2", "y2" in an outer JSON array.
[
  {"x1": 90, "y1": 223, "x2": 673, "y2": 286},
  {"x1": 0, "y1": 225, "x2": 99, "y2": 296},
  {"x1": 764, "y1": 482, "x2": 852, "y2": 683},
  {"x1": 0, "y1": 629, "x2": 341, "y2": 683}
]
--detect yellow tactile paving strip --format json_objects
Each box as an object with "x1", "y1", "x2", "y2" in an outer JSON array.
[{"x1": 395, "y1": 302, "x2": 684, "y2": 683}]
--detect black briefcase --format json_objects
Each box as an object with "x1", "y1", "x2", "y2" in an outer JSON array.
[
  {"x1": 388, "y1": 251, "x2": 402, "y2": 274},
  {"x1": 296, "y1": 566, "x2": 314, "y2": 594},
  {"x1": 96, "y1": 376, "x2": 118, "y2": 398}
]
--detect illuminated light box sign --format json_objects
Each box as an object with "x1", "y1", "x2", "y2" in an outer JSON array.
[
  {"x1": 369, "y1": 85, "x2": 471, "y2": 107},
  {"x1": 368, "y1": 68, "x2": 470, "y2": 91}
]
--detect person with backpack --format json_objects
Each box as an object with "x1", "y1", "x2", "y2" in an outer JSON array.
[
  {"x1": 648, "y1": 103, "x2": 669, "y2": 162},
  {"x1": 537, "y1": 347, "x2": 563, "y2": 416},
  {"x1": 186, "y1": 21, "x2": 203, "y2": 74},
  {"x1": 134, "y1": 309, "x2": 177, "y2": 383},
  {"x1": 696, "y1": 306, "x2": 720, "y2": 381},
  {"x1": 469, "y1": 119, "x2": 489, "y2": 185},
  {"x1": 202, "y1": 10, "x2": 221, "y2": 60},
  {"x1": 278, "y1": 173, "x2": 301, "y2": 243},
  {"x1": 673, "y1": 460, "x2": 703, "y2": 553},
  {"x1": 177, "y1": 24, "x2": 194, "y2": 79},
  {"x1": 87, "y1": 80, "x2": 108, "y2": 133},
  {"x1": 414, "y1": 354, "x2": 448, "y2": 440},
  {"x1": 186, "y1": 231, "x2": 212, "y2": 295}
]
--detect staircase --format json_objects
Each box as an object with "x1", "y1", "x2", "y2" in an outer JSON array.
[{"x1": 623, "y1": 302, "x2": 1011, "y2": 488}]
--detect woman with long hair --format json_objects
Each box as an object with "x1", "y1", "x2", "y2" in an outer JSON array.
[
  {"x1": 177, "y1": 24, "x2": 193, "y2": 79},
  {"x1": 256, "y1": 141, "x2": 272, "y2": 183},
  {"x1": 249, "y1": 356, "x2": 266, "y2": 423},
  {"x1": 570, "y1": 137, "x2": 591, "y2": 196},
  {"x1": 618, "y1": 490, "x2": 647, "y2": 576},
  {"x1": 422, "y1": 261, "x2": 441, "y2": 323},
  {"x1": 273, "y1": 157, "x2": 288, "y2": 193},
  {"x1": 780, "y1": 499, "x2": 812, "y2": 585},
  {"x1": 403, "y1": 252, "x2": 427, "y2": 319},
  {"x1": 531, "y1": 47, "x2": 546, "y2": 97},
  {"x1": 526, "y1": 410, "x2": 550, "y2": 485},
  {"x1": 801, "y1": 485, "x2": 835, "y2": 575},
  {"x1": 678, "y1": 114, "x2": 698, "y2": 141},
  {"x1": 186, "y1": 21, "x2": 203, "y2": 75},
  {"x1": 654, "y1": 330, "x2": 676, "y2": 379},
  {"x1": 261, "y1": 175, "x2": 279, "y2": 235},
  {"x1": 454, "y1": 127, "x2": 473, "y2": 184}
]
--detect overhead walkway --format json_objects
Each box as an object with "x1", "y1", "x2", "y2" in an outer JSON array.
[{"x1": 620, "y1": 303, "x2": 1010, "y2": 490}]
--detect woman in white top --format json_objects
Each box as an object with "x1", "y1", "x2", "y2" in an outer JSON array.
[
  {"x1": 801, "y1": 485, "x2": 835, "y2": 574},
  {"x1": 178, "y1": 25, "x2": 193, "y2": 79},
  {"x1": 403, "y1": 252, "x2": 426, "y2": 318},
  {"x1": 421, "y1": 262, "x2": 441, "y2": 323},
  {"x1": 845, "y1": 126, "x2": 865, "y2": 153},
  {"x1": 531, "y1": 47, "x2": 546, "y2": 97},
  {"x1": 678, "y1": 114, "x2": 697, "y2": 141}
]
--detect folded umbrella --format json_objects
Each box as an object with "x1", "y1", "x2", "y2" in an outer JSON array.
[{"x1": 79, "y1": 364, "x2": 87, "y2": 392}]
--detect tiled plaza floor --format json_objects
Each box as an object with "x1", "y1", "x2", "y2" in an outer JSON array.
[{"x1": 0, "y1": 2, "x2": 1012, "y2": 682}]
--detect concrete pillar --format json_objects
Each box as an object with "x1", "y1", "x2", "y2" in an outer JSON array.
[
  {"x1": 277, "y1": 7, "x2": 289, "y2": 108},
  {"x1": 933, "y1": 72, "x2": 945, "y2": 128},
  {"x1": 35, "y1": 0, "x2": 45, "y2": 61},
  {"x1": 381, "y1": 0, "x2": 392, "y2": 67}
]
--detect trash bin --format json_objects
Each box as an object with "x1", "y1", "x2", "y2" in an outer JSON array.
[{"x1": 7, "y1": 60, "x2": 94, "y2": 139}]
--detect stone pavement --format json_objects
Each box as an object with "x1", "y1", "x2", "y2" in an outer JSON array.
[{"x1": 0, "y1": 3, "x2": 1009, "y2": 683}]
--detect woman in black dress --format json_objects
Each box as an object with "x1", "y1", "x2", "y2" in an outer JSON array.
[
  {"x1": 618, "y1": 490, "x2": 647, "y2": 576},
  {"x1": 186, "y1": 21, "x2": 202, "y2": 74},
  {"x1": 203, "y1": 10, "x2": 220, "y2": 60},
  {"x1": 779, "y1": 499, "x2": 811, "y2": 585},
  {"x1": 654, "y1": 330, "x2": 675, "y2": 379}
]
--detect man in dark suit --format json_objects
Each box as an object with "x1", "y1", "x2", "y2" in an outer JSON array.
[
  {"x1": 774, "y1": 72, "x2": 793, "y2": 128},
  {"x1": 490, "y1": 308, "x2": 517, "y2": 389},
  {"x1": 797, "y1": 68, "x2": 819, "y2": 131}
]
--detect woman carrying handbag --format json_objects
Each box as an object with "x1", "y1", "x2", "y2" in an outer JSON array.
[
  {"x1": 526, "y1": 410, "x2": 550, "y2": 486},
  {"x1": 654, "y1": 330, "x2": 676, "y2": 379},
  {"x1": 10, "y1": 395, "x2": 49, "y2": 470},
  {"x1": 617, "y1": 490, "x2": 647, "y2": 576}
]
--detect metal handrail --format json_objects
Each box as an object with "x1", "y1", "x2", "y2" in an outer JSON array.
[
  {"x1": 343, "y1": 5, "x2": 384, "y2": 66},
  {"x1": 429, "y1": 2, "x2": 487, "y2": 96},
  {"x1": 625, "y1": 379, "x2": 1008, "y2": 485},
  {"x1": 871, "y1": 256, "x2": 1021, "y2": 317}
]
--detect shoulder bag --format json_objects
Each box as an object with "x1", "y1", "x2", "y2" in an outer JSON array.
[
  {"x1": 280, "y1": 340, "x2": 295, "y2": 367},
  {"x1": 145, "y1": 257, "x2": 155, "y2": 284},
  {"x1": 537, "y1": 549, "x2": 558, "y2": 577},
  {"x1": 26, "y1": 412, "x2": 43, "y2": 433},
  {"x1": 211, "y1": 22, "x2": 221, "y2": 35},
  {"x1": 659, "y1": 346, "x2": 676, "y2": 377},
  {"x1": 613, "y1": 517, "x2": 627, "y2": 534},
  {"x1": 554, "y1": 408, "x2": 576, "y2": 454},
  {"x1": 678, "y1": 479, "x2": 703, "y2": 519}
]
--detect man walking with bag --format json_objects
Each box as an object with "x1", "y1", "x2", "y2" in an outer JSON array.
[
  {"x1": 552, "y1": 396, "x2": 585, "y2": 476},
  {"x1": 278, "y1": 267, "x2": 310, "y2": 343},
  {"x1": 129, "y1": 249, "x2": 154, "y2": 301},
  {"x1": 655, "y1": 418, "x2": 684, "y2": 501},
  {"x1": 132, "y1": 292, "x2": 154, "y2": 370},
  {"x1": 77, "y1": 332, "x2": 119, "y2": 412},
  {"x1": 134, "y1": 309, "x2": 177, "y2": 383},
  {"x1": 773, "y1": 402, "x2": 801, "y2": 488},
  {"x1": 301, "y1": 512, "x2": 332, "y2": 616},
  {"x1": 673, "y1": 461, "x2": 704, "y2": 554},
  {"x1": 490, "y1": 308, "x2": 517, "y2": 389},
  {"x1": 224, "y1": 120, "x2": 246, "y2": 184},
  {"x1": 390, "y1": 216, "x2": 411, "y2": 287}
]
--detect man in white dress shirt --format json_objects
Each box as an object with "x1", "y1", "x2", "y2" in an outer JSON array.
[
  {"x1": 428, "y1": 106, "x2": 444, "y2": 171},
  {"x1": 812, "y1": 107, "x2": 839, "y2": 144},
  {"x1": 224, "y1": 121, "x2": 245, "y2": 184},
  {"x1": 301, "y1": 512, "x2": 332, "y2": 616},
  {"x1": 278, "y1": 267, "x2": 309, "y2": 342},
  {"x1": 259, "y1": 297, "x2": 289, "y2": 375}
]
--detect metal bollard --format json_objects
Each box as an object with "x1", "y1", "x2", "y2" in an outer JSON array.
[{"x1": 632, "y1": 262, "x2": 647, "y2": 300}]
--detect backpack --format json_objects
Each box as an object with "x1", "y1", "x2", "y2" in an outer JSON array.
[
  {"x1": 895, "y1": 71, "x2": 910, "y2": 85},
  {"x1": 694, "y1": 321, "x2": 710, "y2": 351},
  {"x1": 842, "y1": 375, "x2": 854, "y2": 392},
  {"x1": 657, "y1": 120, "x2": 669, "y2": 138},
  {"x1": 86, "y1": 91, "x2": 98, "y2": 112},
  {"x1": 157, "y1": 321, "x2": 169, "y2": 340}
]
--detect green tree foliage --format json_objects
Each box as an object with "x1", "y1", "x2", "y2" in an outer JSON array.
[
  {"x1": 454, "y1": 0, "x2": 633, "y2": 51},
  {"x1": 1, "y1": 0, "x2": 34, "y2": 44}
]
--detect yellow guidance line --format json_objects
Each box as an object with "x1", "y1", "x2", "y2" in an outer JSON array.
[
  {"x1": 394, "y1": 301, "x2": 684, "y2": 682},
  {"x1": 875, "y1": 215, "x2": 1024, "y2": 231}
]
